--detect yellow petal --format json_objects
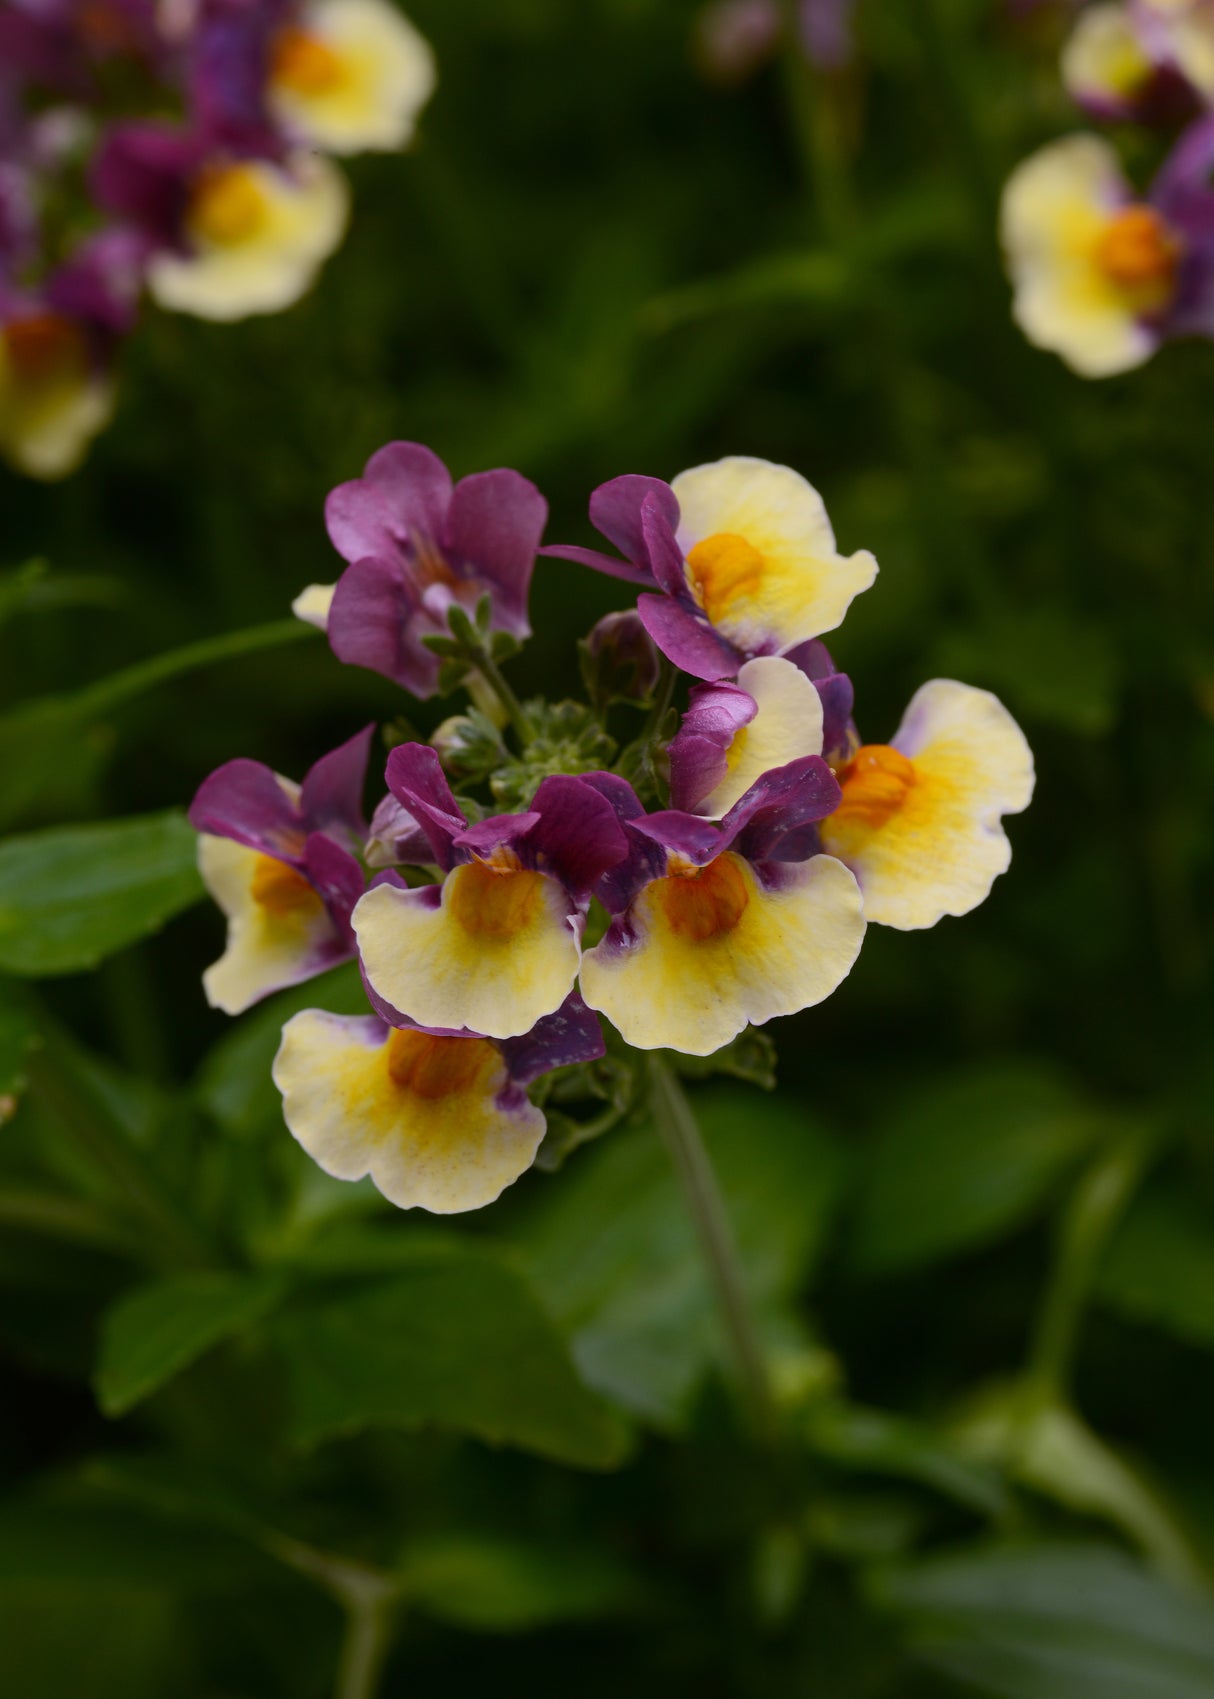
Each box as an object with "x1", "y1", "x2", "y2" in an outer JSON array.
[
  {"x1": 820, "y1": 679, "x2": 1034, "y2": 930},
  {"x1": 1000, "y1": 135, "x2": 1156, "y2": 377},
  {"x1": 0, "y1": 320, "x2": 114, "y2": 480},
  {"x1": 198, "y1": 836, "x2": 335, "y2": 1014},
  {"x1": 149, "y1": 153, "x2": 349, "y2": 322},
  {"x1": 268, "y1": 0, "x2": 437, "y2": 155},
  {"x1": 579, "y1": 851, "x2": 865, "y2": 1056},
  {"x1": 697, "y1": 655, "x2": 824, "y2": 818},
  {"x1": 273, "y1": 1012, "x2": 544, "y2": 1213},
  {"x1": 292, "y1": 582, "x2": 336, "y2": 630},
  {"x1": 671, "y1": 456, "x2": 877, "y2": 651},
  {"x1": 1062, "y1": 4, "x2": 1153, "y2": 102},
  {"x1": 353, "y1": 863, "x2": 580, "y2": 1040}
]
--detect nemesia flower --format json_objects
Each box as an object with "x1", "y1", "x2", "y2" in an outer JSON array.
[
  {"x1": 668, "y1": 655, "x2": 825, "y2": 818},
  {"x1": 1062, "y1": 1, "x2": 1208, "y2": 120},
  {"x1": 324, "y1": 441, "x2": 548, "y2": 698},
  {"x1": 266, "y1": 0, "x2": 436, "y2": 155},
  {"x1": 543, "y1": 456, "x2": 877, "y2": 681},
  {"x1": 578, "y1": 760, "x2": 865, "y2": 1056},
  {"x1": 189, "y1": 725, "x2": 372, "y2": 1013},
  {"x1": 817, "y1": 680, "x2": 1034, "y2": 929},
  {"x1": 1000, "y1": 120, "x2": 1214, "y2": 374},
  {"x1": 1136, "y1": 0, "x2": 1214, "y2": 104},
  {"x1": 352, "y1": 745, "x2": 628, "y2": 1040},
  {"x1": 272, "y1": 992, "x2": 603, "y2": 1213}
]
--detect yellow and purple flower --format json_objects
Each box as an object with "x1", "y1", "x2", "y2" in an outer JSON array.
[
  {"x1": 578, "y1": 759, "x2": 865, "y2": 1056},
  {"x1": 352, "y1": 745, "x2": 628, "y2": 1040},
  {"x1": 1000, "y1": 117, "x2": 1214, "y2": 375},
  {"x1": 321, "y1": 441, "x2": 548, "y2": 697},
  {"x1": 266, "y1": 0, "x2": 436, "y2": 155},
  {"x1": 272, "y1": 992, "x2": 603, "y2": 1214},
  {"x1": 1061, "y1": 1, "x2": 1209, "y2": 122},
  {"x1": 190, "y1": 725, "x2": 373, "y2": 1014},
  {"x1": 818, "y1": 680, "x2": 1034, "y2": 930},
  {"x1": 543, "y1": 455, "x2": 877, "y2": 680}
]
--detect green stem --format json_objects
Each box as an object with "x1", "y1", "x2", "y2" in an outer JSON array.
[
  {"x1": 1027, "y1": 1125, "x2": 1161, "y2": 1403},
  {"x1": 77, "y1": 619, "x2": 317, "y2": 717},
  {"x1": 262, "y1": 1534, "x2": 399, "y2": 1699},
  {"x1": 473, "y1": 648, "x2": 533, "y2": 745},
  {"x1": 648, "y1": 1055, "x2": 778, "y2": 1441},
  {"x1": 335, "y1": 1591, "x2": 397, "y2": 1699}
]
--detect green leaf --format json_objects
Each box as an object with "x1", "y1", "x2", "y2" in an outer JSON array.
[
  {"x1": 804, "y1": 1402, "x2": 1010, "y2": 1518},
  {"x1": 0, "y1": 810, "x2": 204, "y2": 976},
  {"x1": 272, "y1": 1247, "x2": 627, "y2": 1468},
  {"x1": 96, "y1": 1270, "x2": 286, "y2": 1417},
  {"x1": 397, "y1": 1533, "x2": 644, "y2": 1631},
  {"x1": 873, "y1": 1541, "x2": 1214, "y2": 1699},
  {"x1": 1097, "y1": 1181, "x2": 1214, "y2": 1351},
  {"x1": 0, "y1": 984, "x2": 35, "y2": 1110},
  {"x1": 851, "y1": 1063, "x2": 1106, "y2": 1275},
  {"x1": 514, "y1": 1087, "x2": 849, "y2": 1428}
]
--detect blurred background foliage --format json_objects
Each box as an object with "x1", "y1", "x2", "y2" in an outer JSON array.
[{"x1": 2, "y1": 0, "x2": 1214, "y2": 1693}]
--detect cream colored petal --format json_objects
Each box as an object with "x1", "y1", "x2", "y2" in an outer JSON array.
[
  {"x1": 820, "y1": 680, "x2": 1035, "y2": 930},
  {"x1": 269, "y1": 0, "x2": 437, "y2": 154},
  {"x1": 292, "y1": 582, "x2": 336, "y2": 630},
  {"x1": 579, "y1": 852, "x2": 865, "y2": 1057},
  {"x1": 697, "y1": 655, "x2": 825, "y2": 818},
  {"x1": 1000, "y1": 135, "x2": 1153, "y2": 378},
  {"x1": 272, "y1": 1010, "x2": 544, "y2": 1213},
  {"x1": 198, "y1": 835, "x2": 336, "y2": 1014},
  {"x1": 1169, "y1": 10, "x2": 1214, "y2": 94},
  {"x1": 149, "y1": 154, "x2": 350, "y2": 322},
  {"x1": 671, "y1": 456, "x2": 877, "y2": 650},
  {"x1": 1061, "y1": 5, "x2": 1153, "y2": 103},
  {"x1": 352, "y1": 867, "x2": 580, "y2": 1040},
  {"x1": 0, "y1": 363, "x2": 114, "y2": 481}
]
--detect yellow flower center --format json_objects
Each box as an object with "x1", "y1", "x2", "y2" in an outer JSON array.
[
  {"x1": 685, "y1": 532, "x2": 765, "y2": 624},
  {"x1": 4, "y1": 314, "x2": 85, "y2": 388},
  {"x1": 658, "y1": 852, "x2": 750, "y2": 942},
  {"x1": 271, "y1": 25, "x2": 346, "y2": 96},
  {"x1": 832, "y1": 744, "x2": 916, "y2": 830},
  {"x1": 250, "y1": 855, "x2": 322, "y2": 918},
  {"x1": 386, "y1": 1029, "x2": 498, "y2": 1100},
  {"x1": 189, "y1": 164, "x2": 273, "y2": 247},
  {"x1": 1093, "y1": 206, "x2": 1179, "y2": 308},
  {"x1": 447, "y1": 857, "x2": 546, "y2": 940}
]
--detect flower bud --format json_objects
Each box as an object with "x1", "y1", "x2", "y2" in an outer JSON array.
[{"x1": 580, "y1": 610, "x2": 661, "y2": 709}]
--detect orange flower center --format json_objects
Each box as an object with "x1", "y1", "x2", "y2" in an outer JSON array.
[
  {"x1": 4, "y1": 314, "x2": 85, "y2": 388},
  {"x1": 658, "y1": 852, "x2": 750, "y2": 942},
  {"x1": 271, "y1": 25, "x2": 345, "y2": 95},
  {"x1": 685, "y1": 532, "x2": 765, "y2": 624},
  {"x1": 386, "y1": 1029, "x2": 498, "y2": 1100},
  {"x1": 250, "y1": 855, "x2": 322, "y2": 918},
  {"x1": 832, "y1": 744, "x2": 916, "y2": 830},
  {"x1": 77, "y1": 0, "x2": 138, "y2": 51},
  {"x1": 447, "y1": 857, "x2": 546, "y2": 940},
  {"x1": 1093, "y1": 206, "x2": 1179, "y2": 305},
  {"x1": 189, "y1": 164, "x2": 271, "y2": 247}
]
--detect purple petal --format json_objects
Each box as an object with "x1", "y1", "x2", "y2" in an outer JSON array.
[
  {"x1": 446, "y1": 468, "x2": 547, "y2": 637},
  {"x1": 783, "y1": 638, "x2": 836, "y2": 682},
  {"x1": 589, "y1": 474, "x2": 680, "y2": 568},
  {"x1": 46, "y1": 228, "x2": 147, "y2": 337},
  {"x1": 576, "y1": 771, "x2": 663, "y2": 911},
  {"x1": 668, "y1": 681, "x2": 758, "y2": 813},
  {"x1": 637, "y1": 593, "x2": 741, "y2": 681},
  {"x1": 627, "y1": 811, "x2": 725, "y2": 866},
  {"x1": 500, "y1": 992, "x2": 605, "y2": 1086},
  {"x1": 384, "y1": 744, "x2": 467, "y2": 871},
  {"x1": 454, "y1": 811, "x2": 542, "y2": 859},
  {"x1": 537, "y1": 543, "x2": 655, "y2": 586},
  {"x1": 365, "y1": 794, "x2": 434, "y2": 868},
  {"x1": 327, "y1": 557, "x2": 440, "y2": 698},
  {"x1": 726, "y1": 755, "x2": 842, "y2": 865},
  {"x1": 300, "y1": 724, "x2": 374, "y2": 842},
  {"x1": 521, "y1": 776, "x2": 630, "y2": 899},
  {"x1": 784, "y1": 638, "x2": 855, "y2": 758},
  {"x1": 189, "y1": 758, "x2": 304, "y2": 861},
  {"x1": 639, "y1": 490, "x2": 688, "y2": 598},
  {"x1": 325, "y1": 441, "x2": 453, "y2": 566},
  {"x1": 90, "y1": 122, "x2": 202, "y2": 249},
  {"x1": 302, "y1": 833, "x2": 365, "y2": 943}
]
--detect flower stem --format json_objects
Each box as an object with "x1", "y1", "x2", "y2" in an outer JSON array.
[
  {"x1": 472, "y1": 648, "x2": 533, "y2": 746},
  {"x1": 334, "y1": 1589, "x2": 397, "y2": 1699},
  {"x1": 260, "y1": 1533, "x2": 400, "y2": 1699},
  {"x1": 648, "y1": 1054, "x2": 778, "y2": 1441},
  {"x1": 77, "y1": 619, "x2": 317, "y2": 716}
]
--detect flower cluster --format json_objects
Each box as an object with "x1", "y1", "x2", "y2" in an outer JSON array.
[
  {"x1": 1001, "y1": 1, "x2": 1214, "y2": 374},
  {"x1": 0, "y1": 0, "x2": 435, "y2": 478},
  {"x1": 192, "y1": 446, "x2": 1034, "y2": 1215}
]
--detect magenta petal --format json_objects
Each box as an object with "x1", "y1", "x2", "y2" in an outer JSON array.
[
  {"x1": 90, "y1": 122, "x2": 202, "y2": 248},
  {"x1": 627, "y1": 810, "x2": 724, "y2": 866},
  {"x1": 446, "y1": 468, "x2": 547, "y2": 637},
  {"x1": 302, "y1": 833, "x2": 365, "y2": 943},
  {"x1": 384, "y1": 744, "x2": 467, "y2": 870},
  {"x1": 523, "y1": 775, "x2": 630, "y2": 899},
  {"x1": 366, "y1": 794, "x2": 434, "y2": 867},
  {"x1": 726, "y1": 756, "x2": 842, "y2": 865},
  {"x1": 300, "y1": 724, "x2": 374, "y2": 843},
  {"x1": 636, "y1": 593, "x2": 740, "y2": 681},
  {"x1": 189, "y1": 758, "x2": 305, "y2": 861},
  {"x1": 325, "y1": 441, "x2": 453, "y2": 565},
  {"x1": 537, "y1": 543, "x2": 655, "y2": 586},
  {"x1": 639, "y1": 491, "x2": 688, "y2": 599},
  {"x1": 668, "y1": 681, "x2": 757, "y2": 812},
  {"x1": 589, "y1": 474, "x2": 679, "y2": 567},
  {"x1": 327, "y1": 557, "x2": 439, "y2": 697},
  {"x1": 455, "y1": 811, "x2": 542, "y2": 859},
  {"x1": 500, "y1": 992, "x2": 605, "y2": 1085},
  {"x1": 576, "y1": 771, "x2": 663, "y2": 911}
]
